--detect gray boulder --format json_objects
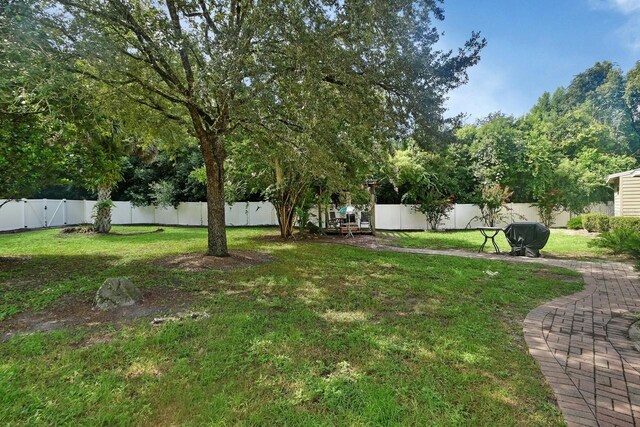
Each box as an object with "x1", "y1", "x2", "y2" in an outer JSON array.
[{"x1": 95, "y1": 277, "x2": 143, "y2": 310}]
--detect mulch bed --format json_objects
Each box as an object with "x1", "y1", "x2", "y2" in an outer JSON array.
[{"x1": 153, "y1": 250, "x2": 273, "y2": 272}]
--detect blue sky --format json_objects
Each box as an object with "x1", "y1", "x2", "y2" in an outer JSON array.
[{"x1": 439, "y1": 0, "x2": 640, "y2": 122}]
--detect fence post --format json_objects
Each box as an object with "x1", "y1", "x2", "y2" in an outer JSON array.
[
  {"x1": 452, "y1": 204, "x2": 457, "y2": 230},
  {"x1": 43, "y1": 198, "x2": 48, "y2": 228},
  {"x1": 63, "y1": 199, "x2": 67, "y2": 225},
  {"x1": 22, "y1": 199, "x2": 27, "y2": 228}
]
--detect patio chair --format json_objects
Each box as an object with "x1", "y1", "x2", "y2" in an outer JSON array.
[
  {"x1": 360, "y1": 212, "x2": 370, "y2": 230},
  {"x1": 327, "y1": 211, "x2": 340, "y2": 229}
]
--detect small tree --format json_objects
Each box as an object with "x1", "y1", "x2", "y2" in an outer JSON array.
[
  {"x1": 392, "y1": 145, "x2": 456, "y2": 230},
  {"x1": 476, "y1": 184, "x2": 513, "y2": 227},
  {"x1": 71, "y1": 141, "x2": 125, "y2": 234},
  {"x1": 535, "y1": 188, "x2": 563, "y2": 227},
  {"x1": 413, "y1": 191, "x2": 454, "y2": 231}
]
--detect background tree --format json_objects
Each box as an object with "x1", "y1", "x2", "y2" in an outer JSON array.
[
  {"x1": 625, "y1": 61, "x2": 640, "y2": 138},
  {"x1": 525, "y1": 135, "x2": 563, "y2": 226},
  {"x1": 0, "y1": 115, "x2": 69, "y2": 207},
  {"x1": 391, "y1": 144, "x2": 457, "y2": 230},
  {"x1": 0, "y1": 0, "x2": 71, "y2": 206},
  {"x1": 456, "y1": 114, "x2": 530, "y2": 201},
  {"x1": 116, "y1": 146, "x2": 207, "y2": 208},
  {"x1": 556, "y1": 149, "x2": 636, "y2": 214},
  {"x1": 448, "y1": 61, "x2": 640, "y2": 222}
]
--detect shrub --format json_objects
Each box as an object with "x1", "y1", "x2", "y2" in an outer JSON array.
[
  {"x1": 582, "y1": 213, "x2": 610, "y2": 233},
  {"x1": 477, "y1": 184, "x2": 514, "y2": 227},
  {"x1": 590, "y1": 228, "x2": 640, "y2": 267},
  {"x1": 566, "y1": 216, "x2": 583, "y2": 230},
  {"x1": 609, "y1": 217, "x2": 640, "y2": 233},
  {"x1": 413, "y1": 192, "x2": 454, "y2": 231}
]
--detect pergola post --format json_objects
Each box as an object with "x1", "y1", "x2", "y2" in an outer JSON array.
[{"x1": 366, "y1": 180, "x2": 378, "y2": 236}]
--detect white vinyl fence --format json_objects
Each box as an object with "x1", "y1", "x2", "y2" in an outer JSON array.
[
  {"x1": 374, "y1": 203, "x2": 613, "y2": 230},
  {"x1": 0, "y1": 200, "x2": 278, "y2": 232},
  {"x1": 0, "y1": 199, "x2": 613, "y2": 232}
]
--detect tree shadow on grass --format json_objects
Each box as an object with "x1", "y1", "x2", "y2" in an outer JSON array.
[
  {"x1": 53, "y1": 226, "x2": 277, "y2": 247},
  {"x1": 0, "y1": 246, "x2": 278, "y2": 326},
  {"x1": 382, "y1": 230, "x2": 511, "y2": 252}
]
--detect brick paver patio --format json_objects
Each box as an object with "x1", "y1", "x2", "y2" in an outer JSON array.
[{"x1": 373, "y1": 245, "x2": 640, "y2": 427}]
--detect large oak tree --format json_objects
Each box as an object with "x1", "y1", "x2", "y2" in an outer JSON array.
[{"x1": 24, "y1": 0, "x2": 484, "y2": 255}]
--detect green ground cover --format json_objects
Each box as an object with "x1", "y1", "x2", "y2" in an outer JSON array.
[
  {"x1": 0, "y1": 226, "x2": 582, "y2": 425},
  {"x1": 384, "y1": 228, "x2": 610, "y2": 259}
]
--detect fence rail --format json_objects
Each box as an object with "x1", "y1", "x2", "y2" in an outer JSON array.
[{"x1": 0, "y1": 199, "x2": 613, "y2": 232}]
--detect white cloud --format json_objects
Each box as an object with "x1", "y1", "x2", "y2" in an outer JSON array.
[
  {"x1": 588, "y1": 0, "x2": 640, "y2": 52},
  {"x1": 617, "y1": 14, "x2": 640, "y2": 51},
  {"x1": 589, "y1": 0, "x2": 640, "y2": 14}
]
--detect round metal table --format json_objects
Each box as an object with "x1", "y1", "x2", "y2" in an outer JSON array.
[{"x1": 477, "y1": 227, "x2": 503, "y2": 253}]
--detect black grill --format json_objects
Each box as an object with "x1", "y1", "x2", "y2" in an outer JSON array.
[{"x1": 503, "y1": 222, "x2": 550, "y2": 258}]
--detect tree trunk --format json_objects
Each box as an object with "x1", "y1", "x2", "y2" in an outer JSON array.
[
  {"x1": 368, "y1": 184, "x2": 377, "y2": 236},
  {"x1": 275, "y1": 200, "x2": 297, "y2": 238},
  {"x1": 94, "y1": 186, "x2": 112, "y2": 234},
  {"x1": 199, "y1": 134, "x2": 229, "y2": 257}
]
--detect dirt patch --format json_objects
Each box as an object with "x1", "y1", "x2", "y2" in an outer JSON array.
[
  {"x1": 57, "y1": 227, "x2": 165, "y2": 237},
  {"x1": 0, "y1": 287, "x2": 196, "y2": 341},
  {"x1": 59, "y1": 226, "x2": 95, "y2": 235},
  {"x1": 110, "y1": 228, "x2": 165, "y2": 236},
  {"x1": 154, "y1": 250, "x2": 273, "y2": 272},
  {"x1": 0, "y1": 256, "x2": 32, "y2": 270}
]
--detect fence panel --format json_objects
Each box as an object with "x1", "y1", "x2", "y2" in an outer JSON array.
[
  {"x1": 155, "y1": 207, "x2": 179, "y2": 225},
  {"x1": 374, "y1": 205, "x2": 402, "y2": 230},
  {"x1": 0, "y1": 199, "x2": 616, "y2": 232},
  {"x1": 46, "y1": 200, "x2": 67, "y2": 227},
  {"x1": 201, "y1": 203, "x2": 208, "y2": 226},
  {"x1": 226, "y1": 203, "x2": 248, "y2": 226},
  {"x1": 23, "y1": 199, "x2": 46, "y2": 229},
  {"x1": 0, "y1": 200, "x2": 24, "y2": 231},
  {"x1": 398, "y1": 205, "x2": 427, "y2": 230},
  {"x1": 451, "y1": 204, "x2": 483, "y2": 229},
  {"x1": 177, "y1": 203, "x2": 202, "y2": 226},
  {"x1": 589, "y1": 203, "x2": 614, "y2": 215},
  {"x1": 65, "y1": 200, "x2": 85, "y2": 225},
  {"x1": 248, "y1": 202, "x2": 276, "y2": 226},
  {"x1": 111, "y1": 201, "x2": 133, "y2": 225},
  {"x1": 84, "y1": 201, "x2": 97, "y2": 223},
  {"x1": 131, "y1": 205, "x2": 155, "y2": 223}
]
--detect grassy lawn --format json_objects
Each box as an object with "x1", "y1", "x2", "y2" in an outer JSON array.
[
  {"x1": 0, "y1": 226, "x2": 583, "y2": 426},
  {"x1": 384, "y1": 228, "x2": 610, "y2": 259}
]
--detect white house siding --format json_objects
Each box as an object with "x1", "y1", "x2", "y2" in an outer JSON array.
[
  {"x1": 621, "y1": 175, "x2": 640, "y2": 217},
  {"x1": 614, "y1": 188, "x2": 621, "y2": 217}
]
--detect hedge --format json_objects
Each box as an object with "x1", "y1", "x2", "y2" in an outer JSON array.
[
  {"x1": 566, "y1": 216, "x2": 583, "y2": 230},
  {"x1": 609, "y1": 217, "x2": 640, "y2": 232},
  {"x1": 582, "y1": 213, "x2": 610, "y2": 233}
]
